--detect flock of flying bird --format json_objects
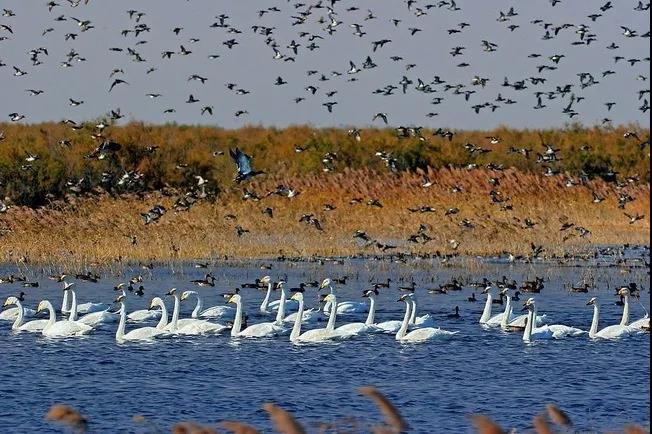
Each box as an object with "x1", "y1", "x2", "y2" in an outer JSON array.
[
  {"x1": 0, "y1": 0, "x2": 649, "y2": 125},
  {"x1": 0, "y1": 271, "x2": 649, "y2": 343}
]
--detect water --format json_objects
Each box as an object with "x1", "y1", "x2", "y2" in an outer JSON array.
[{"x1": 0, "y1": 253, "x2": 649, "y2": 433}]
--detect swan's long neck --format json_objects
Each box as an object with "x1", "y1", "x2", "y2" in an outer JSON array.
[
  {"x1": 45, "y1": 301, "x2": 56, "y2": 328},
  {"x1": 232, "y1": 298, "x2": 243, "y2": 337},
  {"x1": 290, "y1": 297, "x2": 304, "y2": 341},
  {"x1": 365, "y1": 295, "x2": 376, "y2": 326},
  {"x1": 191, "y1": 293, "x2": 202, "y2": 319},
  {"x1": 11, "y1": 300, "x2": 25, "y2": 330},
  {"x1": 589, "y1": 303, "x2": 600, "y2": 338},
  {"x1": 68, "y1": 289, "x2": 78, "y2": 321},
  {"x1": 409, "y1": 296, "x2": 417, "y2": 324},
  {"x1": 480, "y1": 292, "x2": 492, "y2": 323},
  {"x1": 275, "y1": 286, "x2": 287, "y2": 326},
  {"x1": 620, "y1": 294, "x2": 630, "y2": 326},
  {"x1": 522, "y1": 306, "x2": 534, "y2": 342},
  {"x1": 501, "y1": 295, "x2": 512, "y2": 329},
  {"x1": 396, "y1": 300, "x2": 412, "y2": 340},
  {"x1": 155, "y1": 299, "x2": 168, "y2": 329},
  {"x1": 116, "y1": 302, "x2": 127, "y2": 341},
  {"x1": 61, "y1": 289, "x2": 70, "y2": 314},
  {"x1": 260, "y1": 282, "x2": 272, "y2": 313},
  {"x1": 170, "y1": 293, "x2": 180, "y2": 331},
  {"x1": 326, "y1": 295, "x2": 338, "y2": 331}
]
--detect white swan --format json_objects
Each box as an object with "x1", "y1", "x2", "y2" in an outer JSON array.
[
  {"x1": 3, "y1": 296, "x2": 48, "y2": 332},
  {"x1": 37, "y1": 300, "x2": 92, "y2": 338},
  {"x1": 521, "y1": 298, "x2": 584, "y2": 342},
  {"x1": 321, "y1": 278, "x2": 368, "y2": 315},
  {"x1": 500, "y1": 291, "x2": 547, "y2": 330},
  {"x1": 60, "y1": 282, "x2": 108, "y2": 315},
  {"x1": 113, "y1": 289, "x2": 163, "y2": 322},
  {"x1": 68, "y1": 288, "x2": 118, "y2": 327},
  {"x1": 0, "y1": 294, "x2": 36, "y2": 321},
  {"x1": 396, "y1": 294, "x2": 457, "y2": 343},
  {"x1": 258, "y1": 276, "x2": 275, "y2": 313},
  {"x1": 227, "y1": 292, "x2": 285, "y2": 338},
  {"x1": 291, "y1": 293, "x2": 343, "y2": 343},
  {"x1": 586, "y1": 297, "x2": 638, "y2": 340},
  {"x1": 479, "y1": 287, "x2": 506, "y2": 326},
  {"x1": 407, "y1": 293, "x2": 435, "y2": 327},
  {"x1": 114, "y1": 295, "x2": 171, "y2": 342},
  {"x1": 182, "y1": 290, "x2": 235, "y2": 320},
  {"x1": 618, "y1": 288, "x2": 650, "y2": 331},
  {"x1": 166, "y1": 289, "x2": 227, "y2": 335},
  {"x1": 481, "y1": 288, "x2": 545, "y2": 328},
  {"x1": 335, "y1": 290, "x2": 384, "y2": 337}
]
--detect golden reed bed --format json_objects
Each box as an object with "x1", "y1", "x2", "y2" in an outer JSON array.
[{"x1": 1, "y1": 167, "x2": 648, "y2": 265}]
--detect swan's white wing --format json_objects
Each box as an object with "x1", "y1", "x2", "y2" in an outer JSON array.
[
  {"x1": 336, "y1": 322, "x2": 372, "y2": 337},
  {"x1": 122, "y1": 326, "x2": 168, "y2": 341},
  {"x1": 284, "y1": 309, "x2": 322, "y2": 323},
  {"x1": 78, "y1": 311, "x2": 119, "y2": 326},
  {"x1": 296, "y1": 327, "x2": 338, "y2": 342},
  {"x1": 177, "y1": 320, "x2": 228, "y2": 335},
  {"x1": 486, "y1": 312, "x2": 505, "y2": 326},
  {"x1": 239, "y1": 322, "x2": 283, "y2": 338},
  {"x1": 43, "y1": 320, "x2": 92, "y2": 337},
  {"x1": 267, "y1": 300, "x2": 299, "y2": 312},
  {"x1": 629, "y1": 316, "x2": 650, "y2": 330},
  {"x1": 508, "y1": 313, "x2": 546, "y2": 328},
  {"x1": 413, "y1": 314, "x2": 436, "y2": 327},
  {"x1": 77, "y1": 303, "x2": 109, "y2": 314},
  {"x1": 375, "y1": 320, "x2": 403, "y2": 333},
  {"x1": 17, "y1": 319, "x2": 49, "y2": 332},
  {"x1": 128, "y1": 309, "x2": 161, "y2": 322},
  {"x1": 0, "y1": 307, "x2": 34, "y2": 320},
  {"x1": 199, "y1": 305, "x2": 235, "y2": 319},
  {"x1": 596, "y1": 325, "x2": 638, "y2": 339},
  {"x1": 401, "y1": 327, "x2": 458, "y2": 342},
  {"x1": 547, "y1": 324, "x2": 585, "y2": 338}
]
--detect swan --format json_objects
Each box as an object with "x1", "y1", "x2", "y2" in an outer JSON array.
[
  {"x1": 586, "y1": 297, "x2": 638, "y2": 340},
  {"x1": 407, "y1": 292, "x2": 435, "y2": 327},
  {"x1": 481, "y1": 288, "x2": 545, "y2": 328},
  {"x1": 321, "y1": 278, "x2": 368, "y2": 315},
  {"x1": 68, "y1": 288, "x2": 118, "y2": 327},
  {"x1": 396, "y1": 294, "x2": 457, "y2": 343},
  {"x1": 291, "y1": 293, "x2": 343, "y2": 343},
  {"x1": 111, "y1": 289, "x2": 164, "y2": 322},
  {"x1": 114, "y1": 295, "x2": 171, "y2": 342},
  {"x1": 521, "y1": 298, "x2": 584, "y2": 342},
  {"x1": 0, "y1": 292, "x2": 36, "y2": 321},
  {"x1": 3, "y1": 296, "x2": 48, "y2": 332},
  {"x1": 335, "y1": 290, "x2": 384, "y2": 337},
  {"x1": 618, "y1": 288, "x2": 650, "y2": 331},
  {"x1": 61, "y1": 282, "x2": 108, "y2": 315},
  {"x1": 258, "y1": 276, "x2": 275, "y2": 313},
  {"x1": 227, "y1": 291, "x2": 285, "y2": 338},
  {"x1": 479, "y1": 287, "x2": 506, "y2": 326},
  {"x1": 37, "y1": 300, "x2": 92, "y2": 338},
  {"x1": 499, "y1": 291, "x2": 547, "y2": 330},
  {"x1": 166, "y1": 289, "x2": 227, "y2": 335},
  {"x1": 182, "y1": 290, "x2": 235, "y2": 320}
]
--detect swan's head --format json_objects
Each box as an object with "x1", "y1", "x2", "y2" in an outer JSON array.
[
  {"x1": 618, "y1": 288, "x2": 630, "y2": 296},
  {"x1": 398, "y1": 293, "x2": 411, "y2": 302},
  {"x1": 180, "y1": 291, "x2": 196, "y2": 301},
  {"x1": 363, "y1": 289, "x2": 378, "y2": 298},
  {"x1": 3, "y1": 296, "x2": 18, "y2": 308},
  {"x1": 291, "y1": 291, "x2": 304, "y2": 301},
  {"x1": 36, "y1": 300, "x2": 48, "y2": 313},
  {"x1": 149, "y1": 297, "x2": 163, "y2": 310},
  {"x1": 500, "y1": 288, "x2": 509, "y2": 296},
  {"x1": 260, "y1": 276, "x2": 271, "y2": 285},
  {"x1": 522, "y1": 297, "x2": 536, "y2": 311},
  {"x1": 114, "y1": 294, "x2": 126, "y2": 303},
  {"x1": 322, "y1": 293, "x2": 336, "y2": 303},
  {"x1": 226, "y1": 293, "x2": 241, "y2": 304},
  {"x1": 114, "y1": 283, "x2": 125, "y2": 291},
  {"x1": 482, "y1": 286, "x2": 492, "y2": 294},
  {"x1": 166, "y1": 288, "x2": 178, "y2": 297},
  {"x1": 320, "y1": 278, "x2": 331, "y2": 289},
  {"x1": 586, "y1": 297, "x2": 598, "y2": 306},
  {"x1": 275, "y1": 280, "x2": 286, "y2": 290},
  {"x1": 63, "y1": 281, "x2": 75, "y2": 291}
]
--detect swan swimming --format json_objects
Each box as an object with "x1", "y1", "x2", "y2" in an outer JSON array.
[
  {"x1": 166, "y1": 289, "x2": 227, "y2": 335},
  {"x1": 406, "y1": 292, "x2": 436, "y2": 327},
  {"x1": 227, "y1": 283, "x2": 289, "y2": 338},
  {"x1": 182, "y1": 290, "x2": 235, "y2": 320},
  {"x1": 68, "y1": 288, "x2": 118, "y2": 327},
  {"x1": 61, "y1": 282, "x2": 109, "y2": 315},
  {"x1": 396, "y1": 294, "x2": 457, "y2": 343},
  {"x1": 618, "y1": 288, "x2": 650, "y2": 331},
  {"x1": 291, "y1": 292, "x2": 344, "y2": 343},
  {"x1": 3, "y1": 296, "x2": 48, "y2": 332},
  {"x1": 0, "y1": 292, "x2": 36, "y2": 322},
  {"x1": 335, "y1": 290, "x2": 384, "y2": 337},
  {"x1": 114, "y1": 295, "x2": 171, "y2": 342},
  {"x1": 321, "y1": 278, "x2": 368, "y2": 315},
  {"x1": 587, "y1": 296, "x2": 638, "y2": 340},
  {"x1": 37, "y1": 300, "x2": 92, "y2": 338},
  {"x1": 521, "y1": 298, "x2": 584, "y2": 343}
]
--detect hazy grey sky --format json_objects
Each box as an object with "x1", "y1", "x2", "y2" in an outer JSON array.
[{"x1": 0, "y1": 0, "x2": 649, "y2": 129}]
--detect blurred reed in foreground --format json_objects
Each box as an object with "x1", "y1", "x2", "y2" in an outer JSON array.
[{"x1": 44, "y1": 387, "x2": 649, "y2": 434}]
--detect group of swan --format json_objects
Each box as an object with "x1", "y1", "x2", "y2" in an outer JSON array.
[{"x1": 2, "y1": 277, "x2": 648, "y2": 344}]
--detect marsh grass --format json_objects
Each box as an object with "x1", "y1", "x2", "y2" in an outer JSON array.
[
  {"x1": 44, "y1": 387, "x2": 648, "y2": 433},
  {"x1": 0, "y1": 166, "x2": 648, "y2": 265}
]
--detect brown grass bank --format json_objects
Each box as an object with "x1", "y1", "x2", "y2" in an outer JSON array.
[{"x1": 0, "y1": 167, "x2": 648, "y2": 265}]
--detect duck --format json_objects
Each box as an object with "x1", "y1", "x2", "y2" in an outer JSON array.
[{"x1": 447, "y1": 306, "x2": 461, "y2": 319}]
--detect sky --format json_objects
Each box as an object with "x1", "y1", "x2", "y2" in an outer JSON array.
[{"x1": 0, "y1": 0, "x2": 650, "y2": 130}]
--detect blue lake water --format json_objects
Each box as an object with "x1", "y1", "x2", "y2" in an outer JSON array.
[{"x1": 0, "y1": 252, "x2": 649, "y2": 433}]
